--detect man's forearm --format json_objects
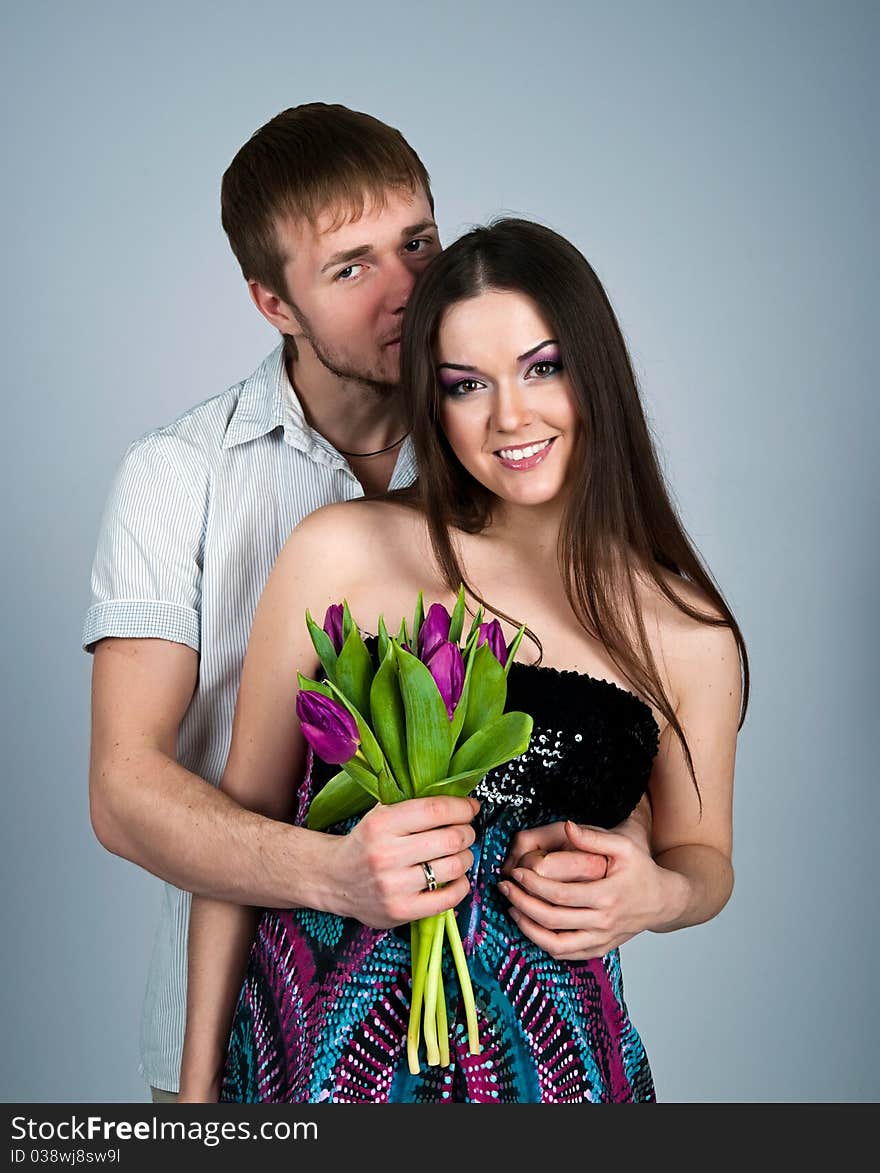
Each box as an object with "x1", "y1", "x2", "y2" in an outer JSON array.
[
  {"x1": 91, "y1": 746, "x2": 322, "y2": 906},
  {"x1": 650, "y1": 844, "x2": 734, "y2": 933}
]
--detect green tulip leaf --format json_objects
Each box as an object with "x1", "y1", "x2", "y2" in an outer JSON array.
[
  {"x1": 464, "y1": 605, "x2": 485, "y2": 645},
  {"x1": 342, "y1": 599, "x2": 355, "y2": 642},
  {"x1": 335, "y1": 625, "x2": 374, "y2": 722},
  {"x1": 305, "y1": 610, "x2": 338, "y2": 682},
  {"x1": 448, "y1": 584, "x2": 467, "y2": 644},
  {"x1": 306, "y1": 770, "x2": 376, "y2": 830},
  {"x1": 378, "y1": 767, "x2": 406, "y2": 805},
  {"x1": 370, "y1": 649, "x2": 413, "y2": 798},
  {"x1": 450, "y1": 636, "x2": 478, "y2": 747},
  {"x1": 377, "y1": 614, "x2": 391, "y2": 663},
  {"x1": 419, "y1": 767, "x2": 493, "y2": 798},
  {"x1": 394, "y1": 644, "x2": 453, "y2": 792},
  {"x1": 341, "y1": 755, "x2": 382, "y2": 800},
  {"x1": 412, "y1": 591, "x2": 425, "y2": 649},
  {"x1": 504, "y1": 624, "x2": 527, "y2": 675},
  {"x1": 449, "y1": 710, "x2": 534, "y2": 778},
  {"x1": 296, "y1": 674, "x2": 334, "y2": 700},
  {"x1": 458, "y1": 643, "x2": 507, "y2": 745}
]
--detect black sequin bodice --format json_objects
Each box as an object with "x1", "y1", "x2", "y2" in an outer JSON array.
[{"x1": 473, "y1": 661, "x2": 660, "y2": 830}]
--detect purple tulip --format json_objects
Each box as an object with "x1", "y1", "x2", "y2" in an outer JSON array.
[
  {"x1": 477, "y1": 619, "x2": 508, "y2": 666},
  {"x1": 425, "y1": 640, "x2": 465, "y2": 720},
  {"x1": 296, "y1": 690, "x2": 359, "y2": 765},
  {"x1": 418, "y1": 602, "x2": 452, "y2": 663},
  {"x1": 322, "y1": 604, "x2": 345, "y2": 654}
]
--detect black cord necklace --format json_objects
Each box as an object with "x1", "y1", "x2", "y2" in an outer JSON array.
[{"x1": 335, "y1": 432, "x2": 410, "y2": 458}]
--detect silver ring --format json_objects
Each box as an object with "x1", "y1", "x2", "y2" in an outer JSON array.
[{"x1": 421, "y1": 861, "x2": 437, "y2": 892}]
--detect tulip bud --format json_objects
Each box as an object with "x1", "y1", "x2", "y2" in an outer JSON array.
[
  {"x1": 425, "y1": 640, "x2": 465, "y2": 720},
  {"x1": 418, "y1": 602, "x2": 452, "y2": 663},
  {"x1": 296, "y1": 690, "x2": 359, "y2": 765},
  {"x1": 477, "y1": 619, "x2": 508, "y2": 666},
  {"x1": 322, "y1": 604, "x2": 345, "y2": 654}
]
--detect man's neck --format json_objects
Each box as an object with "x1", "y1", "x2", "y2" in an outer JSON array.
[{"x1": 286, "y1": 352, "x2": 408, "y2": 458}]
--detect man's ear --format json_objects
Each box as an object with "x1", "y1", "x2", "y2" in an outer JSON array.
[{"x1": 248, "y1": 279, "x2": 302, "y2": 338}]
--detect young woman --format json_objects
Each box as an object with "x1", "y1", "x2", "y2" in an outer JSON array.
[{"x1": 179, "y1": 219, "x2": 748, "y2": 1104}]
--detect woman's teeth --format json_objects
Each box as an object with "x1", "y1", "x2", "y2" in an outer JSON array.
[{"x1": 496, "y1": 439, "x2": 552, "y2": 461}]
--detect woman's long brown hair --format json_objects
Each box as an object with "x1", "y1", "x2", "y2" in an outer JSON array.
[{"x1": 398, "y1": 218, "x2": 749, "y2": 799}]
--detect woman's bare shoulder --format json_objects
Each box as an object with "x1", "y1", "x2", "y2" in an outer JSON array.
[
  {"x1": 294, "y1": 496, "x2": 422, "y2": 544},
  {"x1": 274, "y1": 497, "x2": 427, "y2": 583},
  {"x1": 638, "y1": 567, "x2": 742, "y2": 708}
]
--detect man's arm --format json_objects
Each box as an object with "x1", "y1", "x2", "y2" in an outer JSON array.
[{"x1": 89, "y1": 636, "x2": 317, "y2": 906}]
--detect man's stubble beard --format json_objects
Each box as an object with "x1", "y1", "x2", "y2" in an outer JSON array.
[{"x1": 288, "y1": 301, "x2": 398, "y2": 398}]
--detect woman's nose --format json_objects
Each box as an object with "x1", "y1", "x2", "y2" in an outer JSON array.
[{"x1": 491, "y1": 381, "x2": 534, "y2": 433}]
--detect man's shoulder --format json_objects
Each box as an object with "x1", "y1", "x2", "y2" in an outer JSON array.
[
  {"x1": 126, "y1": 385, "x2": 244, "y2": 467},
  {"x1": 120, "y1": 348, "x2": 281, "y2": 478}
]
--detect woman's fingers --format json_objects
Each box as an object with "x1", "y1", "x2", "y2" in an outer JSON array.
[
  {"x1": 515, "y1": 848, "x2": 607, "y2": 882},
  {"x1": 504, "y1": 866, "x2": 609, "y2": 908},
  {"x1": 505, "y1": 906, "x2": 631, "y2": 961},
  {"x1": 501, "y1": 821, "x2": 569, "y2": 875},
  {"x1": 498, "y1": 876, "x2": 610, "y2": 931}
]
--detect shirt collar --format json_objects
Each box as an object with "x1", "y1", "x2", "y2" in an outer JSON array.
[
  {"x1": 222, "y1": 344, "x2": 288, "y2": 450},
  {"x1": 222, "y1": 343, "x2": 343, "y2": 464},
  {"x1": 222, "y1": 343, "x2": 418, "y2": 487}
]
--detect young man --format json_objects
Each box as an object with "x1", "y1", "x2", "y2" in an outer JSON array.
[
  {"x1": 84, "y1": 104, "x2": 482, "y2": 1101},
  {"x1": 85, "y1": 103, "x2": 641, "y2": 1102}
]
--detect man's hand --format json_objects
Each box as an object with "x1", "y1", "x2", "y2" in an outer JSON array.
[{"x1": 324, "y1": 796, "x2": 480, "y2": 929}]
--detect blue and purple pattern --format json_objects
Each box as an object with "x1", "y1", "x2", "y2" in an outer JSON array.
[{"x1": 221, "y1": 662, "x2": 660, "y2": 1103}]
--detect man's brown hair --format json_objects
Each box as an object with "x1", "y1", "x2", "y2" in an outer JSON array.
[{"x1": 221, "y1": 103, "x2": 433, "y2": 303}]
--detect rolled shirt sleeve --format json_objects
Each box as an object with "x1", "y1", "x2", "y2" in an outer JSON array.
[{"x1": 82, "y1": 434, "x2": 206, "y2": 654}]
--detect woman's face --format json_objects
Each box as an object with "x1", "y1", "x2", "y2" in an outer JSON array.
[{"x1": 436, "y1": 289, "x2": 580, "y2": 511}]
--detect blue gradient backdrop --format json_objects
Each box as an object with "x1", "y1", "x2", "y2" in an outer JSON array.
[{"x1": 2, "y1": 0, "x2": 876, "y2": 1101}]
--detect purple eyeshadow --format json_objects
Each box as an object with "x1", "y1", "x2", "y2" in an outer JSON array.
[
  {"x1": 528, "y1": 346, "x2": 561, "y2": 365},
  {"x1": 437, "y1": 370, "x2": 475, "y2": 389}
]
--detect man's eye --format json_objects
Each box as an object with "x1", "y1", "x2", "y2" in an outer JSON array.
[
  {"x1": 336, "y1": 264, "x2": 363, "y2": 281},
  {"x1": 404, "y1": 238, "x2": 431, "y2": 254}
]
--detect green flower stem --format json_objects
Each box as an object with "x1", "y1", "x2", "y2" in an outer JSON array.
[
  {"x1": 406, "y1": 917, "x2": 432, "y2": 1075},
  {"x1": 444, "y1": 908, "x2": 481, "y2": 1056},
  {"x1": 422, "y1": 913, "x2": 445, "y2": 1066},
  {"x1": 436, "y1": 968, "x2": 450, "y2": 1067}
]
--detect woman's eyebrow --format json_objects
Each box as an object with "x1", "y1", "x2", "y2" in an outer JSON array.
[
  {"x1": 437, "y1": 339, "x2": 558, "y2": 373},
  {"x1": 517, "y1": 338, "x2": 557, "y2": 361}
]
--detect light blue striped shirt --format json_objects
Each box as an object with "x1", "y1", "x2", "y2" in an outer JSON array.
[{"x1": 82, "y1": 344, "x2": 417, "y2": 1092}]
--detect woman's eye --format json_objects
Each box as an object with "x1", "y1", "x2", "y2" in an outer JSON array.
[
  {"x1": 529, "y1": 360, "x2": 561, "y2": 378},
  {"x1": 336, "y1": 264, "x2": 363, "y2": 281},
  {"x1": 447, "y1": 378, "x2": 483, "y2": 397}
]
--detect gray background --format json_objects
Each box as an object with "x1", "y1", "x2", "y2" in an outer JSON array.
[{"x1": 2, "y1": 0, "x2": 876, "y2": 1102}]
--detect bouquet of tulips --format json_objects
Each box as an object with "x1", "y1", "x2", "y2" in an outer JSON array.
[{"x1": 295, "y1": 587, "x2": 533, "y2": 1074}]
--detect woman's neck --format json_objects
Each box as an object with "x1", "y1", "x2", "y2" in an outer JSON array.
[{"x1": 486, "y1": 497, "x2": 567, "y2": 556}]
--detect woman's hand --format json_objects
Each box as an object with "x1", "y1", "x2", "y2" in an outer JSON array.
[{"x1": 498, "y1": 818, "x2": 687, "y2": 960}]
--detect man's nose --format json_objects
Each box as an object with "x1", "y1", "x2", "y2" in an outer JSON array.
[{"x1": 384, "y1": 256, "x2": 418, "y2": 314}]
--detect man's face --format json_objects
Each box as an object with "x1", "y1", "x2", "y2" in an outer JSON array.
[{"x1": 277, "y1": 186, "x2": 440, "y2": 394}]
